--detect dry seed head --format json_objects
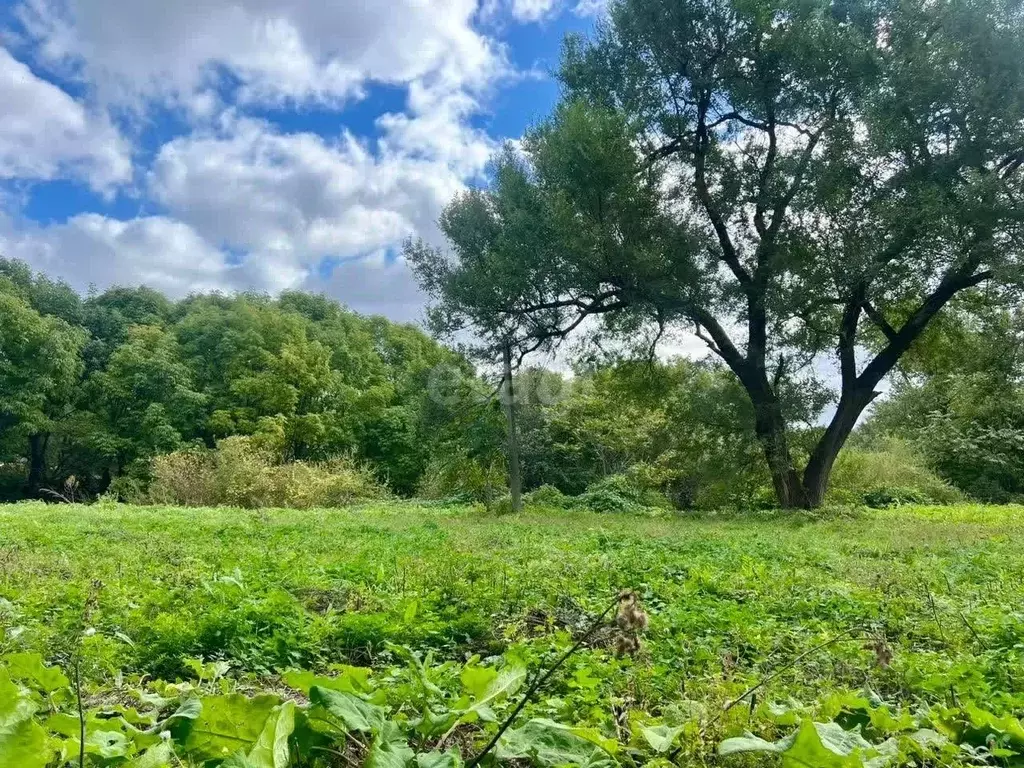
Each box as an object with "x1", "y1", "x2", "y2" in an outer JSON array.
[
  {"x1": 616, "y1": 591, "x2": 649, "y2": 633},
  {"x1": 613, "y1": 591, "x2": 648, "y2": 657}
]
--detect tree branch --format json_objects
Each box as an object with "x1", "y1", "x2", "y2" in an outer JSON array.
[
  {"x1": 861, "y1": 301, "x2": 897, "y2": 342},
  {"x1": 694, "y1": 90, "x2": 752, "y2": 289}
]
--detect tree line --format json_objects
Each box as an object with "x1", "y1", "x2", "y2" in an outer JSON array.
[{"x1": 0, "y1": 252, "x2": 1021, "y2": 508}]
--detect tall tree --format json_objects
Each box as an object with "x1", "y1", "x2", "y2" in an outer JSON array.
[
  {"x1": 407, "y1": 152, "x2": 558, "y2": 510},
  {"x1": 0, "y1": 280, "x2": 85, "y2": 493},
  {"x1": 410, "y1": 0, "x2": 1024, "y2": 508}
]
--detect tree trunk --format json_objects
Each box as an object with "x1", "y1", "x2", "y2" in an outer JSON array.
[
  {"x1": 501, "y1": 344, "x2": 523, "y2": 513},
  {"x1": 26, "y1": 432, "x2": 48, "y2": 496},
  {"x1": 801, "y1": 387, "x2": 880, "y2": 508},
  {"x1": 751, "y1": 394, "x2": 808, "y2": 509}
]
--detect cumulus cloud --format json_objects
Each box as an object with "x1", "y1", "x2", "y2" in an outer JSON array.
[
  {"x1": 0, "y1": 46, "x2": 130, "y2": 191},
  {"x1": 16, "y1": 0, "x2": 506, "y2": 108},
  {"x1": 509, "y1": 0, "x2": 561, "y2": 22},
  {"x1": 146, "y1": 93, "x2": 495, "y2": 292},
  {"x1": 0, "y1": 213, "x2": 234, "y2": 297},
  {"x1": 302, "y1": 251, "x2": 428, "y2": 323},
  {"x1": 0, "y1": 0, "x2": 558, "y2": 321}
]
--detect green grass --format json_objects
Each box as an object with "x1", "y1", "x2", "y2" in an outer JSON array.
[{"x1": 3, "y1": 501, "x2": 1024, "y2": 766}]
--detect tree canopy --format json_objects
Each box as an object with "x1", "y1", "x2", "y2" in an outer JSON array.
[{"x1": 407, "y1": 0, "x2": 1024, "y2": 508}]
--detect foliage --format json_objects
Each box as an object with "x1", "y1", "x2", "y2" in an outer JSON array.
[
  {"x1": 146, "y1": 436, "x2": 386, "y2": 509},
  {"x1": 826, "y1": 439, "x2": 962, "y2": 508},
  {"x1": 410, "y1": 0, "x2": 1024, "y2": 508},
  {"x1": 868, "y1": 306, "x2": 1024, "y2": 502},
  {"x1": 0, "y1": 259, "x2": 472, "y2": 500},
  {"x1": 416, "y1": 450, "x2": 508, "y2": 504},
  {"x1": 3, "y1": 501, "x2": 1024, "y2": 766}
]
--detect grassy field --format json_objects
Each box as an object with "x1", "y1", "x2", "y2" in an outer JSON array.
[{"x1": 2, "y1": 502, "x2": 1024, "y2": 766}]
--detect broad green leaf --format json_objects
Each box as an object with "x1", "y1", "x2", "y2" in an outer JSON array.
[
  {"x1": 458, "y1": 663, "x2": 526, "y2": 724},
  {"x1": 641, "y1": 724, "x2": 684, "y2": 754},
  {"x1": 183, "y1": 694, "x2": 280, "y2": 760},
  {"x1": 2, "y1": 653, "x2": 69, "y2": 693},
  {"x1": 497, "y1": 718, "x2": 618, "y2": 767},
  {"x1": 0, "y1": 668, "x2": 48, "y2": 768},
  {"x1": 283, "y1": 667, "x2": 369, "y2": 695},
  {"x1": 0, "y1": 718, "x2": 49, "y2": 768},
  {"x1": 247, "y1": 701, "x2": 295, "y2": 768},
  {"x1": 367, "y1": 720, "x2": 415, "y2": 768},
  {"x1": 222, "y1": 751, "x2": 258, "y2": 768},
  {"x1": 415, "y1": 749, "x2": 464, "y2": 768},
  {"x1": 719, "y1": 719, "x2": 898, "y2": 768},
  {"x1": 309, "y1": 685, "x2": 384, "y2": 733},
  {"x1": 128, "y1": 742, "x2": 175, "y2": 768},
  {"x1": 158, "y1": 696, "x2": 202, "y2": 728},
  {"x1": 459, "y1": 665, "x2": 497, "y2": 700},
  {"x1": 85, "y1": 730, "x2": 132, "y2": 759},
  {"x1": 906, "y1": 728, "x2": 948, "y2": 749}
]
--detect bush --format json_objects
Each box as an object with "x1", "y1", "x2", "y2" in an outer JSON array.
[
  {"x1": 583, "y1": 472, "x2": 674, "y2": 510},
  {"x1": 416, "y1": 450, "x2": 507, "y2": 503},
  {"x1": 523, "y1": 484, "x2": 573, "y2": 509},
  {"x1": 147, "y1": 436, "x2": 386, "y2": 508},
  {"x1": 827, "y1": 439, "x2": 962, "y2": 507},
  {"x1": 572, "y1": 473, "x2": 672, "y2": 515},
  {"x1": 862, "y1": 485, "x2": 927, "y2": 509}
]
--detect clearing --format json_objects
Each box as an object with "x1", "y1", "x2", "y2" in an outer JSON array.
[{"x1": 2, "y1": 502, "x2": 1023, "y2": 766}]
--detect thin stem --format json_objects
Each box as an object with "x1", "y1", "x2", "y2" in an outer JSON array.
[
  {"x1": 466, "y1": 597, "x2": 619, "y2": 768},
  {"x1": 74, "y1": 655, "x2": 85, "y2": 768}
]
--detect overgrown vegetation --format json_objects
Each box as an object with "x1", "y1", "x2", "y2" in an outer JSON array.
[{"x1": 3, "y1": 502, "x2": 1024, "y2": 766}]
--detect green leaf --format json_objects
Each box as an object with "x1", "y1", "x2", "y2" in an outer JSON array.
[
  {"x1": 309, "y1": 685, "x2": 385, "y2": 733},
  {"x1": 127, "y1": 742, "x2": 175, "y2": 768},
  {"x1": 222, "y1": 751, "x2": 258, "y2": 768},
  {"x1": 459, "y1": 665, "x2": 497, "y2": 701},
  {"x1": 367, "y1": 720, "x2": 415, "y2": 768},
  {"x1": 85, "y1": 730, "x2": 132, "y2": 759},
  {"x1": 246, "y1": 701, "x2": 295, "y2": 768},
  {"x1": 719, "y1": 719, "x2": 898, "y2": 768},
  {"x1": 497, "y1": 718, "x2": 618, "y2": 767},
  {"x1": 283, "y1": 667, "x2": 370, "y2": 695},
  {"x1": 415, "y1": 749, "x2": 464, "y2": 768},
  {"x1": 458, "y1": 662, "x2": 525, "y2": 724},
  {"x1": 641, "y1": 724, "x2": 684, "y2": 754},
  {"x1": 2, "y1": 652, "x2": 69, "y2": 693},
  {"x1": 183, "y1": 694, "x2": 281, "y2": 760},
  {"x1": 0, "y1": 669, "x2": 48, "y2": 768}
]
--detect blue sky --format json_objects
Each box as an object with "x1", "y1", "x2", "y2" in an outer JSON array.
[{"x1": 0, "y1": 0, "x2": 603, "y2": 320}]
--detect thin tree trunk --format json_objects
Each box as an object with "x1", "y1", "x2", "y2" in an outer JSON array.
[
  {"x1": 26, "y1": 432, "x2": 48, "y2": 496},
  {"x1": 501, "y1": 343, "x2": 523, "y2": 513}
]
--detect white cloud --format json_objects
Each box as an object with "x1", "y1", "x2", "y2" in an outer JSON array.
[
  {"x1": 16, "y1": 0, "x2": 506, "y2": 108},
  {"x1": 0, "y1": 213, "x2": 234, "y2": 297},
  {"x1": 147, "y1": 98, "x2": 495, "y2": 285},
  {"x1": 573, "y1": 0, "x2": 608, "y2": 16},
  {"x1": 509, "y1": 0, "x2": 560, "y2": 22},
  {"x1": 0, "y1": 0, "x2": 541, "y2": 322},
  {"x1": 0, "y1": 46, "x2": 130, "y2": 191},
  {"x1": 302, "y1": 251, "x2": 428, "y2": 323}
]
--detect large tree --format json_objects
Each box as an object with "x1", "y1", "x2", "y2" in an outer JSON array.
[{"x1": 408, "y1": 0, "x2": 1024, "y2": 508}]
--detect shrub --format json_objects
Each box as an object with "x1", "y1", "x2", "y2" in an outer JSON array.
[
  {"x1": 416, "y1": 450, "x2": 507, "y2": 503},
  {"x1": 572, "y1": 473, "x2": 672, "y2": 515},
  {"x1": 583, "y1": 472, "x2": 674, "y2": 509},
  {"x1": 862, "y1": 485, "x2": 927, "y2": 509},
  {"x1": 487, "y1": 493, "x2": 517, "y2": 515},
  {"x1": 147, "y1": 436, "x2": 385, "y2": 508},
  {"x1": 827, "y1": 438, "x2": 962, "y2": 507},
  {"x1": 523, "y1": 484, "x2": 572, "y2": 509}
]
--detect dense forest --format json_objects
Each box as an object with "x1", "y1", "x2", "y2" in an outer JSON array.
[{"x1": 1, "y1": 255, "x2": 1021, "y2": 510}]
